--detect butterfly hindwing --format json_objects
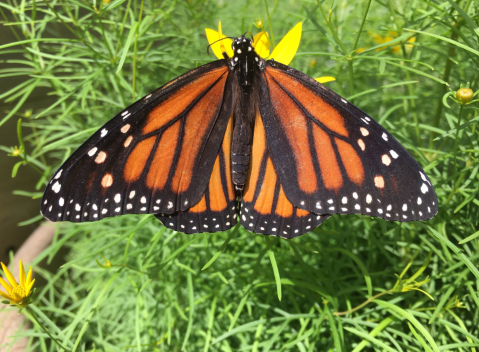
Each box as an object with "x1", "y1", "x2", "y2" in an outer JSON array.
[
  {"x1": 41, "y1": 60, "x2": 233, "y2": 222},
  {"x1": 156, "y1": 116, "x2": 239, "y2": 233},
  {"x1": 241, "y1": 111, "x2": 331, "y2": 238},
  {"x1": 258, "y1": 61, "x2": 438, "y2": 222}
]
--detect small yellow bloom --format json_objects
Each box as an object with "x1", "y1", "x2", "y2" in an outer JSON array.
[
  {"x1": 205, "y1": 21, "x2": 302, "y2": 65},
  {"x1": 254, "y1": 18, "x2": 264, "y2": 29},
  {"x1": 456, "y1": 88, "x2": 474, "y2": 104},
  {"x1": 0, "y1": 260, "x2": 35, "y2": 306}
]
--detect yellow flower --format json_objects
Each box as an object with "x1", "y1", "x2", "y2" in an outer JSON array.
[
  {"x1": 370, "y1": 31, "x2": 415, "y2": 54},
  {"x1": 0, "y1": 260, "x2": 35, "y2": 306},
  {"x1": 205, "y1": 21, "x2": 303, "y2": 65}
]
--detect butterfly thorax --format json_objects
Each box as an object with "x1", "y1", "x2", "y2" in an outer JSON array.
[{"x1": 229, "y1": 36, "x2": 264, "y2": 87}]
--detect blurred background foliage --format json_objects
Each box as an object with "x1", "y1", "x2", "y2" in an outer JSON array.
[{"x1": 0, "y1": 0, "x2": 478, "y2": 350}]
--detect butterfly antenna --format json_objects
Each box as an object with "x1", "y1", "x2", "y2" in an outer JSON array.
[
  {"x1": 206, "y1": 37, "x2": 235, "y2": 55},
  {"x1": 244, "y1": 31, "x2": 254, "y2": 43}
]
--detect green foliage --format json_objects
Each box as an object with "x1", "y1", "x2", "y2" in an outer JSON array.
[{"x1": 1, "y1": 0, "x2": 479, "y2": 350}]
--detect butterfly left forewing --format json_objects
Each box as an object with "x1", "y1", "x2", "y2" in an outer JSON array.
[
  {"x1": 41, "y1": 61, "x2": 233, "y2": 222},
  {"x1": 258, "y1": 61, "x2": 438, "y2": 222}
]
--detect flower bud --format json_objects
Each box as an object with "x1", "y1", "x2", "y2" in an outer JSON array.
[
  {"x1": 456, "y1": 88, "x2": 473, "y2": 104},
  {"x1": 254, "y1": 18, "x2": 263, "y2": 29}
]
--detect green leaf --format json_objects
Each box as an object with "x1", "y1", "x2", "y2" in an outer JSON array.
[
  {"x1": 181, "y1": 273, "x2": 194, "y2": 351},
  {"x1": 265, "y1": 236, "x2": 282, "y2": 301},
  {"x1": 423, "y1": 224, "x2": 479, "y2": 280},
  {"x1": 202, "y1": 224, "x2": 238, "y2": 271},
  {"x1": 116, "y1": 21, "x2": 139, "y2": 74}
]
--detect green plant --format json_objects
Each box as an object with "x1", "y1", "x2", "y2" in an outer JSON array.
[{"x1": 0, "y1": 0, "x2": 478, "y2": 351}]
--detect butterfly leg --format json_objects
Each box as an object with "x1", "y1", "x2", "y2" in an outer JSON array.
[{"x1": 222, "y1": 51, "x2": 229, "y2": 59}]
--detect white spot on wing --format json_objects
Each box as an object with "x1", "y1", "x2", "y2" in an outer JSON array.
[
  {"x1": 52, "y1": 181, "x2": 61, "y2": 193},
  {"x1": 88, "y1": 147, "x2": 98, "y2": 156},
  {"x1": 417, "y1": 197, "x2": 422, "y2": 205},
  {"x1": 382, "y1": 133, "x2": 388, "y2": 141},
  {"x1": 366, "y1": 194, "x2": 372, "y2": 204},
  {"x1": 360, "y1": 127, "x2": 369, "y2": 136},
  {"x1": 54, "y1": 169, "x2": 63, "y2": 179},
  {"x1": 114, "y1": 193, "x2": 121, "y2": 203},
  {"x1": 129, "y1": 191, "x2": 135, "y2": 199},
  {"x1": 101, "y1": 128, "x2": 108, "y2": 137},
  {"x1": 341, "y1": 98, "x2": 347, "y2": 104},
  {"x1": 390, "y1": 150, "x2": 399, "y2": 159},
  {"x1": 59, "y1": 198, "x2": 64, "y2": 206},
  {"x1": 342, "y1": 197, "x2": 348, "y2": 204},
  {"x1": 167, "y1": 201, "x2": 173, "y2": 209},
  {"x1": 402, "y1": 204, "x2": 407, "y2": 211},
  {"x1": 421, "y1": 183, "x2": 428, "y2": 194},
  {"x1": 141, "y1": 196, "x2": 147, "y2": 204}
]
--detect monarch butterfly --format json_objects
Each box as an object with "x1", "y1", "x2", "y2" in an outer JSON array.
[{"x1": 40, "y1": 31, "x2": 438, "y2": 239}]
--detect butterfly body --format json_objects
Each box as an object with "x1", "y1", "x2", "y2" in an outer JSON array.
[{"x1": 40, "y1": 33, "x2": 438, "y2": 238}]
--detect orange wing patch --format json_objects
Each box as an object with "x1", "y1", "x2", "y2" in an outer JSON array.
[
  {"x1": 146, "y1": 119, "x2": 181, "y2": 190},
  {"x1": 124, "y1": 136, "x2": 156, "y2": 183},
  {"x1": 266, "y1": 67, "x2": 349, "y2": 137},
  {"x1": 275, "y1": 185, "x2": 293, "y2": 217},
  {"x1": 312, "y1": 124, "x2": 343, "y2": 191},
  {"x1": 189, "y1": 195, "x2": 207, "y2": 213},
  {"x1": 171, "y1": 74, "x2": 228, "y2": 194},
  {"x1": 208, "y1": 156, "x2": 228, "y2": 212},
  {"x1": 266, "y1": 73, "x2": 318, "y2": 194},
  {"x1": 143, "y1": 67, "x2": 228, "y2": 135},
  {"x1": 335, "y1": 138, "x2": 365, "y2": 186},
  {"x1": 254, "y1": 158, "x2": 277, "y2": 215},
  {"x1": 244, "y1": 111, "x2": 266, "y2": 203},
  {"x1": 222, "y1": 115, "x2": 235, "y2": 202}
]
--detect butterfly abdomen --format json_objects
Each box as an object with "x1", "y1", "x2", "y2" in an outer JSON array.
[{"x1": 231, "y1": 82, "x2": 258, "y2": 190}]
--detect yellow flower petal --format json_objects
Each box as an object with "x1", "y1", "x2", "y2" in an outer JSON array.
[
  {"x1": 0, "y1": 276, "x2": 12, "y2": 294},
  {"x1": 0, "y1": 290, "x2": 13, "y2": 301},
  {"x1": 27, "y1": 278, "x2": 35, "y2": 294},
  {"x1": 253, "y1": 31, "x2": 270, "y2": 58},
  {"x1": 205, "y1": 21, "x2": 234, "y2": 60},
  {"x1": 315, "y1": 76, "x2": 336, "y2": 83},
  {"x1": 1, "y1": 262, "x2": 17, "y2": 288},
  {"x1": 26, "y1": 266, "x2": 32, "y2": 287},
  {"x1": 19, "y1": 260, "x2": 25, "y2": 287},
  {"x1": 269, "y1": 22, "x2": 302, "y2": 65}
]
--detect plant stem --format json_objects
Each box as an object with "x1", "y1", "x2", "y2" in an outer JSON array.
[
  {"x1": 334, "y1": 290, "x2": 392, "y2": 316},
  {"x1": 353, "y1": 0, "x2": 372, "y2": 51},
  {"x1": 25, "y1": 306, "x2": 68, "y2": 351},
  {"x1": 264, "y1": 0, "x2": 276, "y2": 48},
  {"x1": 451, "y1": 104, "x2": 464, "y2": 194},
  {"x1": 316, "y1": 0, "x2": 347, "y2": 54},
  {"x1": 132, "y1": 0, "x2": 144, "y2": 102}
]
